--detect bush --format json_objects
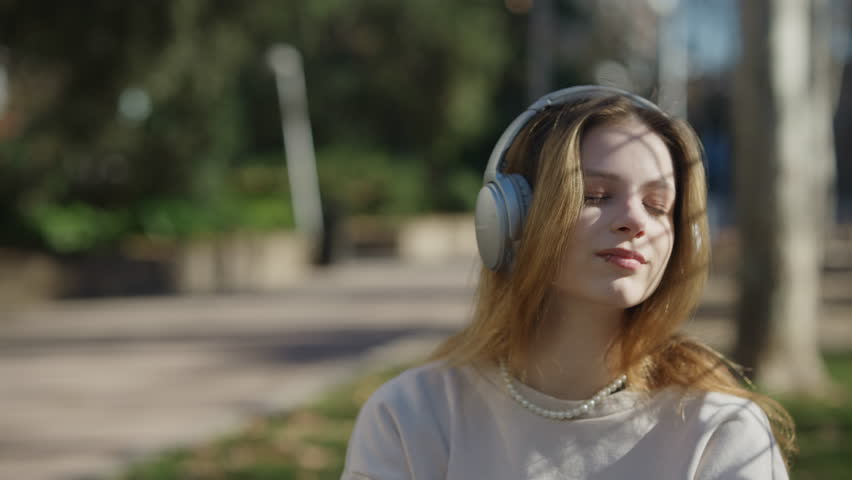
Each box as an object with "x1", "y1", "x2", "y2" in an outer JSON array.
[
  {"x1": 25, "y1": 202, "x2": 132, "y2": 254},
  {"x1": 23, "y1": 189, "x2": 297, "y2": 254},
  {"x1": 316, "y1": 146, "x2": 428, "y2": 217},
  {"x1": 315, "y1": 146, "x2": 482, "y2": 216}
]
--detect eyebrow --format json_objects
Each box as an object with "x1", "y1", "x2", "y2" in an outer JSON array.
[{"x1": 583, "y1": 169, "x2": 676, "y2": 191}]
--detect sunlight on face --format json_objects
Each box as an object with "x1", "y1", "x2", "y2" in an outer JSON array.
[{"x1": 552, "y1": 116, "x2": 676, "y2": 308}]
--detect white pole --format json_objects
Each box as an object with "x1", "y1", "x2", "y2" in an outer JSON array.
[{"x1": 267, "y1": 44, "x2": 324, "y2": 241}]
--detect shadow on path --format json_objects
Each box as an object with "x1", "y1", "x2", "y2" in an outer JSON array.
[{"x1": 0, "y1": 325, "x2": 458, "y2": 365}]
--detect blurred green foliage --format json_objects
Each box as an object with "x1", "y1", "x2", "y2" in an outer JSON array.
[
  {"x1": 26, "y1": 202, "x2": 132, "y2": 253},
  {"x1": 317, "y1": 146, "x2": 427, "y2": 216},
  {"x1": 22, "y1": 177, "x2": 298, "y2": 253},
  {"x1": 0, "y1": 0, "x2": 566, "y2": 253}
]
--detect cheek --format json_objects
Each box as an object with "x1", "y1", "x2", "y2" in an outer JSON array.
[
  {"x1": 578, "y1": 207, "x2": 602, "y2": 225},
  {"x1": 570, "y1": 209, "x2": 603, "y2": 243}
]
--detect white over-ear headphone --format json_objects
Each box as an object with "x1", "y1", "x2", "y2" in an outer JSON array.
[{"x1": 474, "y1": 85, "x2": 663, "y2": 272}]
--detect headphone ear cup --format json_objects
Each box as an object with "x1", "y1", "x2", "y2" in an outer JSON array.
[
  {"x1": 475, "y1": 182, "x2": 508, "y2": 271},
  {"x1": 474, "y1": 173, "x2": 533, "y2": 272}
]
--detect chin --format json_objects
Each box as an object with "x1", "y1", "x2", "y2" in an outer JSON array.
[
  {"x1": 597, "y1": 294, "x2": 643, "y2": 309},
  {"x1": 551, "y1": 278, "x2": 657, "y2": 309},
  {"x1": 591, "y1": 282, "x2": 653, "y2": 309}
]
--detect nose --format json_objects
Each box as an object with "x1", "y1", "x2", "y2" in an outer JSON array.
[{"x1": 611, "y1": 198, "x2": 647, "y2": 239}]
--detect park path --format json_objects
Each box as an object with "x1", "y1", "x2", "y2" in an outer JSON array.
[{"x1": 1, "y1": 257, "x2": 849, "y2": 480}]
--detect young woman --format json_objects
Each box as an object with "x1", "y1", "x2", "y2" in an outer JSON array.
[{"x1": 341, "y1": 86, "x2": 795, "y2": 479}]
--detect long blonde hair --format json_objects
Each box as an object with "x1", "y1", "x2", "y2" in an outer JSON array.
[{"x1": 430, "y1": 95, "x2": 796, "y2": 464}]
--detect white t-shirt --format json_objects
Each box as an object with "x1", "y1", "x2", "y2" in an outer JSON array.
[{"x1": 341, "y1": 361, "x2": 788, "y2": 479}]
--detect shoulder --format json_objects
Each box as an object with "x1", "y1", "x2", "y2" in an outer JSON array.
[
  {"x1": 633, "y1": 388, "x2": 774, "y2": 439},
  {"x1": 359, "y1": 361, "x2": 467, "y2": 417},
  {"x1": 687, "y1": 390, "x2": 772, "y2": 430},
  {"x1": 359, "y1": 362, "x2": 470, "y2": 423},
  {"x1": 674, "y1": 390, "x2": 788, "y2": 479},
  {"x1": 342, "y1": 361, "x2": 467, "y2": 479}
]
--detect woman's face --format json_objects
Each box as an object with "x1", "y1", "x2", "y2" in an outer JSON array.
[{"x1": 552, "y1": 116, "x2": 676, "y2": 308}]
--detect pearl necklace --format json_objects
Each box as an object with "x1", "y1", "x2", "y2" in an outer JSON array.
[{"x1": 499, "y1": 360, "x2": 627, "y2": 420}]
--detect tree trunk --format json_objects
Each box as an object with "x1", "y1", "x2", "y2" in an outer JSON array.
[{"x1": 731, "y1": 0, "x2": 836, "y2": 395}]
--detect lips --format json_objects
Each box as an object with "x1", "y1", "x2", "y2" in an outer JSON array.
[{"x1": 595, "y1": 248, "x2": 647, "y2": 271}]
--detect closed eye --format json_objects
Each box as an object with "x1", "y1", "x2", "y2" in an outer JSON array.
[
  {"x1": 585, "y1": 194, "x2": 671, "y2": 216},
  {"x1": 584, "y1": 195, "x2": 609, "y2": 205},
  {"x1": 644, "y1": 204, "x2": 669, "y2": 216}
]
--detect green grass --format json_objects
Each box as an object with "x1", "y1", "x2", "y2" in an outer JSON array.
[
  {"x1": 780, "y1": 352, "x2": 852, "y2": 479},
  {"x1": 113, "y1": 355, "x2": 852, "y2": 480},
  {"x1": 113, "y1": 364, "x2": 408, "y2": 480}
]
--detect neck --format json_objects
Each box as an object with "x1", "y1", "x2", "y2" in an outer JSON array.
[{"x1": 518, "y1": 290, "x2": 625, "y2": 401}]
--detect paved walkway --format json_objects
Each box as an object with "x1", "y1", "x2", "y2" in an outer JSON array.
[{"x1": 1, "y1": 257, "x2": 849, "y2": 480}]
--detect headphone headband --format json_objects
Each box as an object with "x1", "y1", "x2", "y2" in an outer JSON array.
[{"x1": 482, "y1": 86, "x2": 663, "y2": 185}]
